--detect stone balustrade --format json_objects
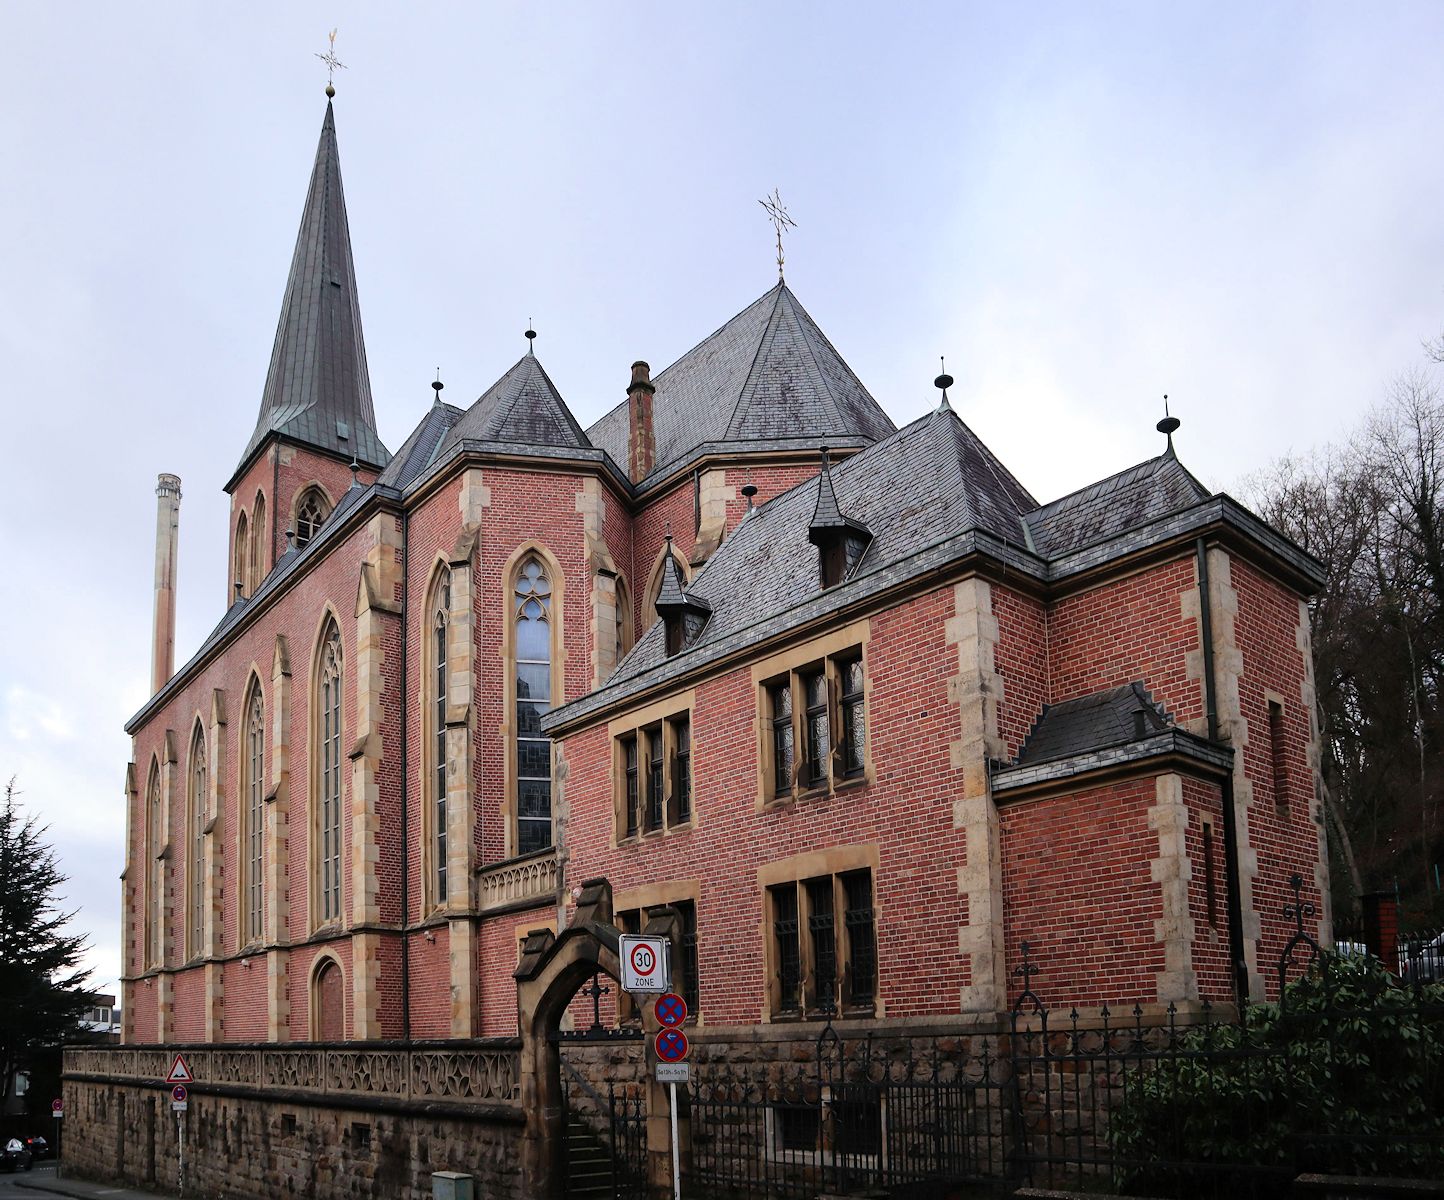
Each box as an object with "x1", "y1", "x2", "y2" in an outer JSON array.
[{"x1": 476, "y1": 849, "x2": 560, "y2": 913}]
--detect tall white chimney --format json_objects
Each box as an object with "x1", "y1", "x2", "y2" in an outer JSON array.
[{"x1": 152, "y1": 474, "x2": 182, "y2": 694}]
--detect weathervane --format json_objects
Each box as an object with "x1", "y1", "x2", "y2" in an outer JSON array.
[
  {"x1": 758, "y1": 188, "x2": 797, "y2": 282},
  {"x1": 316, "y1": 29, "x2": 346, "y2": 98}
]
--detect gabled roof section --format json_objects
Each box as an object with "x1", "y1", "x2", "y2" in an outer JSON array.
[
  {"x1": 586, "y1": 283, "x2": 896, "y2": 483},
  {"x1": 438, "y1": 353, "x2": 593, "y2": 457},
  {"x1": 1013, "y1": 682, "x2": 1172, "y2": 768},
  {"x1": 377, "y1": 397, "x2": 465, "y2": 489},
  {"x1": 594, "y1": 406, "x2": 1035, "y2": 693},
  {"x1": 232, "y1": 102, "x2": 390, "y2": 488},
  {"x1": 1025, "y1": 453, "x2": 1209, "y2": 558}
]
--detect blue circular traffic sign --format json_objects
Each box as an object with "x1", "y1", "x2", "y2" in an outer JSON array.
[
  {"x1": 655, "y1": 1028, "x2": 689, "y2": 1063},
  {"x1": 654, "y1": 992, "x2": 687, "y2": 1029},
  {"x1": 171, "y1": 1084, "x2": 188, "y2": 1103}
]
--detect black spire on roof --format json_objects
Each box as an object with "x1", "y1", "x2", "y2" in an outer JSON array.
[
  {"x1": 229, "y1": 100, "x2": 389, "y2": 490},
  {"x1": 1156, "y1": 394, "x2": 1181, "y2": 459},
  {"x1": 808, "y1": 448, "x2": 872, "y2": 586}
]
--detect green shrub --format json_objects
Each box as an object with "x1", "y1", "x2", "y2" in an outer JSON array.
[{"x1": 1107, "y1": 956, "x2": 1444, "y2": 1197}]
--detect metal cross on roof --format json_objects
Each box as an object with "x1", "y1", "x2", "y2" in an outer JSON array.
[
  {"x1": 758, "y1": 188, "x2": 797, "y2": 282},
  {"x1": 316, "y1": 29, "x2": 347, "y2": 97}
]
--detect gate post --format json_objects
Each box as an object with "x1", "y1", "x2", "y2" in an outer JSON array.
[{"x1": 1361, "y1": 891, "x2": 1399, "y2": 975}]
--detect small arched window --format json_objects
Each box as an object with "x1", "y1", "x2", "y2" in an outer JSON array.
[
  {"x1": 514, "y1": 557, "x2": 553, "y2": 856},
  {"x1": 313, "y1": 957, "x2": 344, "y2": 1041},
  {"x1": 431, "y1": 569, "x2": 451, "y2": 904},
  {"x1": 252, "y1": 492, "x2": 268, "y2": 587},
  {"x1": 295, "y1": 489, "x2": 330, "y2": 549},
  {"x1": 317, "y1": 626, "x2": 343, "y2": 923},
  {"x1": 243, "y1": 682, "x2": 265, "y2": 943},
  {"x1": 234, "y1": 511, "x2": 250, "y2": 600},
  {"x1": 145, "y1": 762, "x2": 163, "y2": 968},
  {"x1": 188, "y1": 726, "x2": 206, "y2": 960},
  {"x1": 615, "y1": 576, "x2": 634, "y2": 670}
]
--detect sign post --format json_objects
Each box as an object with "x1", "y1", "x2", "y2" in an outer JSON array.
[
  {"x1": 653, "y1": 1003, "x2": 691, "y2": 1200},
  {"x1": 51, "y1": 1098, "x2": 62, "y2": 1179},
  {"x1": 166, "y1": 1058, "x2": 192, "y2": 1198}
]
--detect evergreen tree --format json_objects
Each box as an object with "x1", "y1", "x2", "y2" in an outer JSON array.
[{"x1": 0, "y1": 778, "x2": 91, "y2": 1102}]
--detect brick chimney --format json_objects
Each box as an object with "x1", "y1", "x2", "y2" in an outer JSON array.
[
  {"x1": 152, "y1": 474, "x2": 182, "y2": 694},
  {"x1": 628, "y1": 361, "x2": 656, "y2": 480}
]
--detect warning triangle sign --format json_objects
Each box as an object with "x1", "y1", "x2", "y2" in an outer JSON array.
[{"x1": 166, "y1": 1054, "x2": 193, "y2": 1084}]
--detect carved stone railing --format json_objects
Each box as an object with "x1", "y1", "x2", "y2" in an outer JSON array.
[
  {"x1": 65, "y1": 1040, "x2": 521, "y2": 1108},
  {"x1": 477, "y1": 849, "x2": 560, "y2": 914}
]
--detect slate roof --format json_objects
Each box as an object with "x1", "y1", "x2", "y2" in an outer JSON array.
[
  {"x1": 377, "y1": 397, "x2": 466, "y2": 489},
  {"x1": 233, "y1": 102, "x2": 390, "y2": 486},
  {"x1": 1025, "y1": 452, "x2": 1208, "y2": 558},
  {"x1": 1013, "y1": 683, "x2": 1173, "y2": 768},
  {"x1": 436, "y1": 353, "x2": 593, "y2": 458},
  {"x1": 586, "y1": 283, "x2": 896, "y2": 484},
  {"x1": 591, "y1": 407, "x2": 1038, "y2": 696}
]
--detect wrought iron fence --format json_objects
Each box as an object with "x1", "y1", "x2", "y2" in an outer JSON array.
[{"x1": 681, "y1": 876, "x2": 1444, "y2": 1199}]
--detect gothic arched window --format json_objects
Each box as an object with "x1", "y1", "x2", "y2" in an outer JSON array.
[
  {"x1": 295, "y1": 488, "x2": 330, "y2": 549},
  {"x1": 514, "y1": 557, "x2": 553, "y2": 856},
  {"x1": 234, "y1": 510, "x2": 250, "y2": 600},
  {"x1": 316, "y1": 625, "x2": 343, "y2": 924},
  {"x1": 188, "y1": 725, "x2": 206, "y2": 960},
  {"x1": 145, "y1": 761, "x2": 162, "y2": 969},
  {"x1": 614, "y1": 575, "x2": 633, "y2": 672},
  {"x1": 431, "y1": 569, "x2": 451, "y2": 905},
  {"x1": 243, "y1": 682, "x2": 265, "y2": 943},
  {"x1": 251, "y1": 492, "x2": 267, "y2": 587}
]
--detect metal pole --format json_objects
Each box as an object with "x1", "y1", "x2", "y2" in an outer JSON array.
[
  {"x1": 669, "y1": 1081, "x2": 680, "y2": 1200},
  {"x1": 54, "y1": 1115, "x2": 61, "y2": 1179},
  {"x1": 177, "y1": 1109, "x2": 184, "y2": 1198}
]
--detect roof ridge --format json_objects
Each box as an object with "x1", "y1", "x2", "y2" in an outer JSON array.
[{"x1": 1028, "y1": 453, "x2": 1171, "y2": 516}]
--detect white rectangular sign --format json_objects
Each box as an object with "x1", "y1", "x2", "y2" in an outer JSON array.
[
  {"x1": 172, "y1": 1101, "x2": 188, "y2": 1113},
  {"x1": 656, "y1": 1063, "x2": 690, "y2": 1084},
  {"x1": 619, "y1": 935, "x2": 671, "y2": 993}
]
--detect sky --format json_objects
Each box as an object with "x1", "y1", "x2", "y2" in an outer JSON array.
[{"x1": 2, "y1": 2, "x2": 1443, "y2": 996}]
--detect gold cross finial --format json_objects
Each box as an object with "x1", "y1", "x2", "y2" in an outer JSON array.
[
  {"x1": 316, "y1": 29, "x2": 346, "y2": 97},
  {"x1": 758, "y1": 188, "x2": 797, "y2": 283}
]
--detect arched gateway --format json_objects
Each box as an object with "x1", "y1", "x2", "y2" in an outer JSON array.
[{"x1": 514, "y1": 878, "x2": 681, "y2": 1200}]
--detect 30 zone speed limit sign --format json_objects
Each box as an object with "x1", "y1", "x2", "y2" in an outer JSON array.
[{"x1": 619, "y1": 934, "x2": 671, "y2": 993}]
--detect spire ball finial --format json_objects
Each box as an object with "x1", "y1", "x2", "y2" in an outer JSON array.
[
  {"x1": 1156, "y1": 393, "x2": 1181, "y2": 456},
  {"x1": 525, "y1": 319, "x2": 536, "y2": 353},
  {"x1": 432, "y1": 368, "x2": 444, "y2": 396},
  {"x1": 934, "y1": 356, "x2": 954, "y2": 412}
]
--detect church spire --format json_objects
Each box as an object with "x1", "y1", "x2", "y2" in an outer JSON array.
[{"x1": 229, "y1": 101, "x2": 389, "y2": 490}]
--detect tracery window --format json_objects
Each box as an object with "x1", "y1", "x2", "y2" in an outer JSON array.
[
  {"x1": 295, "y1": 488, "x2": 330, "y2": 549},
  {"x1": 317, "y1": 626, "x2": 343, "y2": 923},
  {"x1": 431, "y1": 569, "x2": 451, "y2": 905},
  {"x1": 514, "y1": 557, "x2": 553, "y2": 856},
  {"x1": 188, "y1": 726, "x2": 206, "y2": 959},
  {"x1": 243, "y1": 683, "x2": 265, "y2": 943},
  {"x1": 145, "y1": 762, "x2": 162, "y2": 969}
]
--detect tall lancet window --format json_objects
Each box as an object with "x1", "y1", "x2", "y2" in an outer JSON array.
[
  {"x1": 317, "y1": 626, "x2": 343, "y2": 923},
  {"x1": 515, "y1": 557, "x2": 553, "y2": 856},
  {"x1": 243, "y1": 683, "x2": 265, "y2": 943},
  {"x1": 188, "y1": 726, "x2": 207, "y2": 960},
  {"x1": 234, "y1": 511, "x2": 250, "y2": 600},
  {"x1": 251, "y1": 492, "x2": 267, "y2": 587},
  {"x1": 431, "y1": 570, "x2": 451, "y2": 905},
  {"x1": 145, "y1": 762, "x2": 162, "y2": 969}
]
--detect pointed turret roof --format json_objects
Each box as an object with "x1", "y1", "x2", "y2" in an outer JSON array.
[
  {"x1": 586, "y1": 282, "x2": 896, "y2": 483},
  {"x1": 808, "y1": 448, "x2": 870, "y2": 544},
  {"x1": 438, "y1": 352, "x2": 593, "y2": 456},
  {"x1": 230, "y1": 102, "x2": 389, "y2": 489}
]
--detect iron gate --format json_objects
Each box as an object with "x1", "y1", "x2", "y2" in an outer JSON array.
[{"x1": 551, "y1": 970, "x2": 647, "y2": 1200}]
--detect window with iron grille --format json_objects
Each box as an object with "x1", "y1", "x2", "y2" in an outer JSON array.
[
  {"x1": 615, "y1": 900, "x2": 700, "y2": 1022},
  {"x1": 769, "y1": 868, "x2": 876, "y2": 1019},
  {"x1": 614, "y1": 710, "x2": 694, "y2": 840},
  {"x1": 772, "y1": 885, "x2": 802, "y2": 1014},
  {"x1": 762, "y1": 649, "x2": 867, "y2": 803}
]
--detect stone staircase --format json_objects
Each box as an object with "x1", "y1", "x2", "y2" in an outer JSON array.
[{"x1": 565, "y1": 1114, "x2": 616, "y2": 1200}]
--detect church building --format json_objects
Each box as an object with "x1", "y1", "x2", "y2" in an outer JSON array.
[{"x1": 114, "y1": 92, "x2": 1328, "y2": 1079}]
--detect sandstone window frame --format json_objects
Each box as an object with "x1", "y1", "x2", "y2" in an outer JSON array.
[
  {"x1": 425, "y1": 565, "x2": 452, "y2": 910},
  {"x1": 293, "y1": 485, "x2": 333, "y2": 550},
  {"x1": 144, "y1": 758, "x2": 163, "y2": 970},
  {"x1": 758, "y1": 844, "x2": 881, "y2": 1023},
  {"x1": 756, "y1": 635, "x2": 871, "y2": 809},
  {"x1": 609, "y1": 694, "x2": 696, "y2": 845},
  {"x1": 251, "y1": 490, "x2": 268, "y2": 586},
  {"x1": 505, "y1": 546, "x2": 563, "y2": 860},
  {"x1": 186, "y1": 722, "x2": 207, "y2": 962},
  {"x1": 613, "y1": 880, "x2": 703, "y2": 1024},
  {"x1": 234, "y1": 509, "x2": 250, "y2": 599},
  {"x1": 1265, "y1": 693, "x2": 1289, "y2": 814},
  {"x1": 312, "y1": 618, "x2": 345, "y2": 929},
  {"x1": 240, "y1": 677, "x2": 266, "y2": 947},
  {"x1": 614, "y1": 574, "x2": 634, "y2": 668}
]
